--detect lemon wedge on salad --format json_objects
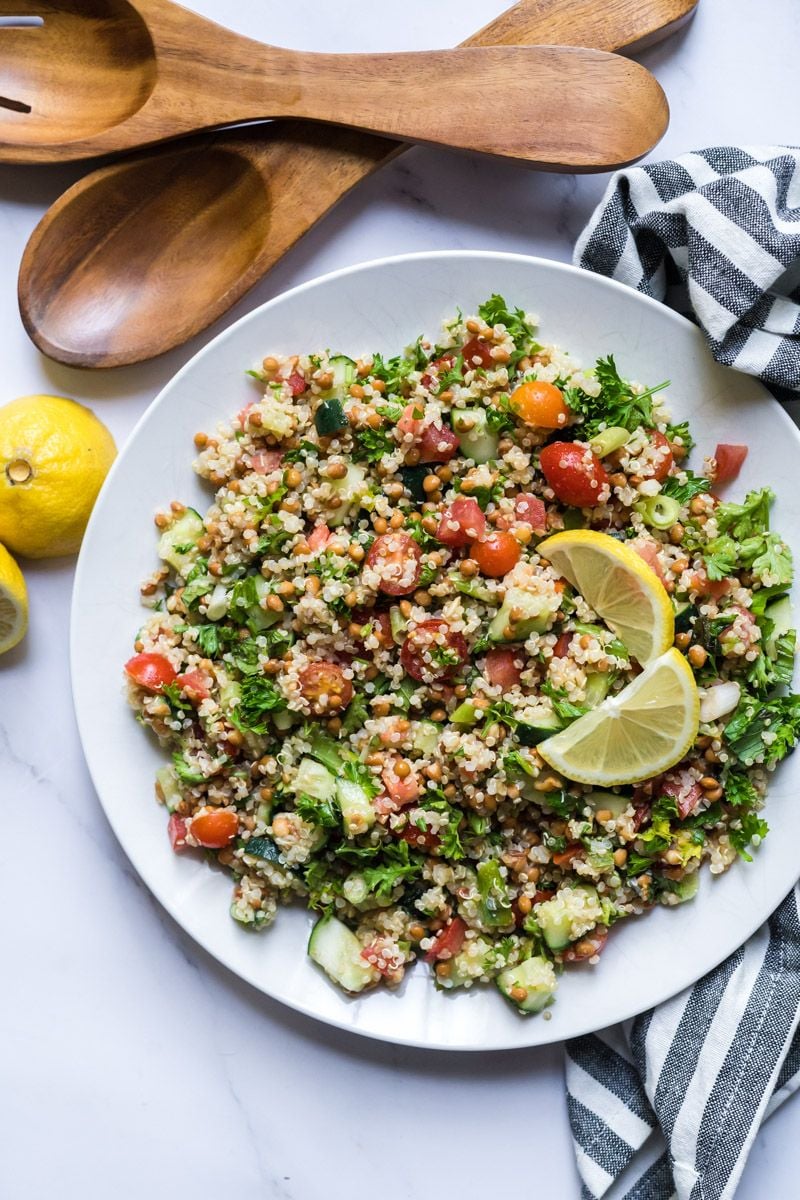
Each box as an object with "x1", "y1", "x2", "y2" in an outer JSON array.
[
  {"x1": 537, "y1": 529, "x2": 674, "y2": 664},
  {"x1": 538, "y1": 648, "x2": 700, "y2": 786}
]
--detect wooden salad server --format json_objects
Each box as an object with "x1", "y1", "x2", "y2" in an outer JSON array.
[
  {"x1": 0, "y1": 0, "x2": 670, "y2": 167},
  {"x1": 17, "y1": 0, "x2": 698, "y2": 369}
]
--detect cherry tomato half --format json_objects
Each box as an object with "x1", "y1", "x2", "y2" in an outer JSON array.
[
  {"x1": 660, "y1": 772, "x2": 703, "y2": 819},
  {"x1": 714, "y1": 443, "x2": 748, "y2": 484},
  {"x1": 191, "y1": 809, "x2": 239, "y2": 849},
  {"x1": 469, "y1": 531, "x2": 521, "y2": 578},
  {"x1": 418, "y1": 423, "x2": 459, "y2": 464},
  {"x1": 249, "y1": 449, "x2": 284, "y2": 475},
  {"x1": 510, "y1": 380, "x2": 570, "y2": 430},
  {"x1": 307, "y1": 522, "x2": 331, "y2": 552},
  {"x1": 538, "y1": 442, "x2": 609, "y2": 508},
  {"x1": 397, "y1": 402, "x2": 427, "y2": 438},
  {"x1": 461, "y1": 337, "x2": 495, "y2": 369},
  {"x1": 298, "y1": 661, "x2": 354, "y2": 716},
  {"x1": 124, "y1": 653, "x2": 177, "y2": 692},
  {"x1": 400, "y1": 619, "x2": 469, "y2": 684},
  {"x1": 514, "y1": 493, "x2": 547, "y2": 530},
  {"x1": 364, "y1": 532, "x2": 422, "y2": 595},
  {"x1": 286, "y1": 372, "x2": 307, "y2": 396},
  {"x1": 382, "y1": 760, "x2": 421, "y2": 806},
  {"x1": 167, "y1": 814, "x2": 188, "y2": 853},
  {"x1": 484, "y1": 647, "x2": 523, "y2": 688},
  {"x1": 424, "y1": 916, "x2": 467, "y2": 963},
  {"x1": 436, "y1": 497, "x2": 486, "y2": 548},
  {"x1": 176, "y1": 670, "x2": 211, "y2": 702},
  {"x1": 649, "y1": 430, "x2": 674, "y2": 482}
]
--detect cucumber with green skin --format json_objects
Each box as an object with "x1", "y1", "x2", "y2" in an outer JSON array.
[
  {"x1": 451, "y1": 408, "x2": 499, "y2": 464},
  {"x1": 308, "y1": 914, "x2": 378, "y2": 993},
  {"x1": 314, "y1": 397, "x2": 348, "y2": 436},
  {"x1": 496, "y1": 956, "x2": 557, "y2": 1014},
  {"x1": 158, "y1": 508, "x2": 204, "y2": 575},
  {"x1": 488, "y1": 587, "x2": 556, "y2": 642}
]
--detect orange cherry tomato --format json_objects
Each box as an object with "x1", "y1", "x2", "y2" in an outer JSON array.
[
  {"x1": 298, "y1": 661, "x2": 354, "y2": 716},
  {"x1": 191, "y1": 809, "x2": 238, "y2": 848},
  {"x1": 510, "y1": 381, "x2": 570, "y2": 430},
  {"x1": 469, "y1": 531, "x2": 521, "y2": 578}
]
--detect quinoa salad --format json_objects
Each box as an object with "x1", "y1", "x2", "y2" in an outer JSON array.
[{"x1": 124, "y1": 295, "x2": 800, "y2": 1015}]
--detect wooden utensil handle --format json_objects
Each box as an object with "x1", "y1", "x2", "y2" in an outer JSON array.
[
  {"x1": 252, "y1": 45, "x2": 666, "y2": 169},
  {"x1": 463, "y1": 0, "x2": 698, "y2": 51}
]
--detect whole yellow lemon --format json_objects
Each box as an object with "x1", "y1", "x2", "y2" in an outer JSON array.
[{"x1": 0, "y1": 394, "x2": 117, "y2": 559}]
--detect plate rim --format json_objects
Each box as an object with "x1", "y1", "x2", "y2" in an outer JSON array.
[{"x1": 71, "y1": 248, "x2": 800, "y2": 1051}]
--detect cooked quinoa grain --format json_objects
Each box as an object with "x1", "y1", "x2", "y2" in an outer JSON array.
[{"x1": 124, "y1": 295, "x2": 799, "y2": 1015}]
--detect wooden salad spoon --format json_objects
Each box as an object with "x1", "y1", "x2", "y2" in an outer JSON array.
[
  {"x1": 18, "y1": 0, "x2": 698, "y2": 369},
  {"x1": 0, "y1": 0, "x2": 670, "y2": 167}
]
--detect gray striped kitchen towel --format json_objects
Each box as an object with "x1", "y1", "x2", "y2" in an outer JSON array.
[{"x1": 567, "y1": 146, "x2": 800, "y2": 1200}]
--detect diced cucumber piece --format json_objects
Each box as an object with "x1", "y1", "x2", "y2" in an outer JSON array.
[
  {"x1": 451, "y1": 574, "x2": 497, "y2": 603},
  {"x1": 219, "y1": 679, "x2": 241, "y2": 715},
  {"x1": 272, "y1": 709, "x2": 294, "y2": 731},
  {"x1": 489, "y1": 587, "x2": 557, "y2": 642},
  {"x1": 290, "y1": 757, "x2": 337, "y2": 802},
  {"x1": 314, "y1": 397, "x2": 348, "y2": 436},
  {"x1": 308, "y1": 731, "x2": 345, "y2": 775},
  {"x1": 477, "y1": 860, "x2": 514, "y2": 929},
  {"x1": 584, "y1": 672, "x2": 614, "y2": 708},
  {"x1": 585, "y1": 838, "x2": 614, "y2": 873},
  {"x1": 562, "y1": 507, "x2": 584, "y2": 530},
  {"x1": 451, "y1": 701, "x2": 480, "y2": 727},
  {"x1": 327, "y1": 462, "x2": 371, "y2": 526},
  {"x1": 336, "y1": 778, "x2": 375, "y2": 837},
  {"x1": 765, "y1": 596, "x2": 793, "y2": 655},
  {"x1": 327, "y1": 354, "x2": 356, "y2": 393},
  {"x1": 585, "y1": 790, "x2": 629, "y2": 819},
  {"x1": 260, "y1": 395, "x2": 294, "y2": 438},
  {"x1": 155, "y1": 764, "x2": 182, "y2": 813},
  {"x1": 158, "y1": 508, "x2": 204, "y2": 576},
  {"x1": 401, "y1": 465, "x2": 428, "y2": 503},
  {"x1": 390, "y1": 605, "x2": 407, "y2": 645},
  {"x1": 308, "y1": 914, "x2": 378, "y2": 993},
  {"x1": 242, "y1": 836, "x2": 282, "y2": 863},
  {"x1": 669, "y1": 870, "x2": 700, "y2": 904},
  {"x1": 451, "y1": 408, "x2": 499, "y2": 463},
  {"x1": 673, "y1": 598, "x2": 693, "y2": 632},
  {"x1": 496, "y1": 956, "x2": 557, "y2": 1014},
  {"x1": 205, "y1": 582, "x2": 229, "y2": 621},
  {"x1": 412, "y1": 721, "x2": 440, "y2": 755},
  {"x1": 182, "y1": 573, "x2": 213, "y2": 608},
  {"x1": 536, "y1": 885, "x2": 602, "y2": 951},
  {"x1": 517, "y1": 710, "x2": 563, "y2": 745}
]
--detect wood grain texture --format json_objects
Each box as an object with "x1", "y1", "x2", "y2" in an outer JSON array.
[
  {"x1": 0, "y1": 0, "x2": 668, "y2": 166},
  {"x1": 18, "y1": 0, "x2": 697, "y2": 368}
]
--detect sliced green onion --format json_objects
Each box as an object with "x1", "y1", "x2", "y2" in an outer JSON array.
[
  {"x1": 635, "y1": 494, "x2": 681, "y2": 530},
  {"x1": 589, "y1": 426, "x2": 630, "y2": 458}
]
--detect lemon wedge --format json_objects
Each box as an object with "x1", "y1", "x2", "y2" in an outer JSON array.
[
  {"x1": 538, "y1": 648, "x2": 700, "y2": 786},
  {"x1": 537, "y1": 529, "x2": 673, "y2": 664},
  {"x1": 0, "y1": 543, "x2": 28, "y2": 654}
]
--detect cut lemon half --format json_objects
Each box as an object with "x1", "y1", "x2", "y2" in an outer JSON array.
[
  {"x1": 537, "y1": 529, "x2": 673, "y2": 664},
  {"x1": 0, "y1": 543, "x2": 28, "y2": 654},
  {"x1": 538, "y1": 648, "x2": 699, "y2": 786}
]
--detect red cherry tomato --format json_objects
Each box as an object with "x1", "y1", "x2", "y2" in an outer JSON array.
[
  {"x1": 552, "y1": 844, "x2": 584, "y2": 868},
  {"x1": 514, "y1": 493, "x2": 547, "y2": 531},
  {"x1": 435, "y1": 497, "x2": 486, "y2": 548},
  {"x1": 307, "y1": 522, "x2": 331, "y2": 552},
  {"x1": 660, "y1": 772, "x2": 703, "y2": 819},
  {"x1": 714, "y1": 443, "x2": 748, "y2": 484},
  {"x1": 509, "y1": 380, "x2": 570, "y2": 430},
  {"x1": 461, "y1": 337, "x2": 495, "y2": 369},
  {"x1": 397, "y1": 402, "x2": 428, "y2": 438},
  {"x1": 176, "y1": 670, "x2": 211, "y2": 702},
  {"x1": 398, "y1": 823, "x2": 440, "y2": 853},
  {"x1": 191, "y1": 809, "x2": 238, "y2": 849},
  {"x1": 418, "y1": 423, "x2": 460, "y2": 463},
  {"x1": 382, "y1": 760, "x2": 421, "y2": 806},
  {"x1": 365, "y1": 532, "x2": 422, "y2": 595},
  {"x1": 420, "y1": 354, "x2": 456, "y2": 391},
  {"x1": 286, "y1": 371, "x2": 307, "y2": 396},
  {"x1": 124, "y1": 653, "x2": 177, "y2": 691},
  {"x1": 424, "y1": 916, "x2": 468, "y2": 963},
  {"x1": 484, "y1": 647, "x2": 523, "y2": 688},
  {"x1": 352, "y1": 608, "x2": 392, "y2": 649},
  {"x1": 400, "y1": 619, "x2": 469, "y2": 684},
  {"x1": 167, "y1": 814, "x2": 188, "y2": 853},
  {"x1": 630, "y1": 538, "x2": 667, "y2": 586},
  {"x1": 469, "y1": 531, "x2": 521, "y2": 578},
  {"x1": 539, "y1": 442, "x2": 609, "y2": 507},
  {"x1": 689, "y1": 569, "x2": 734, "y2": 599},
  {"x1": 649, "y1": 431, "x2": 674, "y2": 482},
  {"x1": 563, "y1": 926, "x2": 609, "y2": 962},
  {"x1": 552, "y1": 631, "x2": 573, "y2": 658},
  {"x1": 297, "y1": 662, "x2": 354, "y2": 716},
  {"x1": 249, "y1": 450, "x2": 284, "y2": 475}
]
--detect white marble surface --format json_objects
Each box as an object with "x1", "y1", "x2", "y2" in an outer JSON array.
[{"x1": 2, "y1": 1, "x2": 799, "y2": 1196}]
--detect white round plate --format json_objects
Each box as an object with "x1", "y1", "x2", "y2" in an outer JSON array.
[{"x1": 72, "y1": 251, "x2": 800, "y2": 1051}]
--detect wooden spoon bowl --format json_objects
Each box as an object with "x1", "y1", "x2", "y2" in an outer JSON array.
[{"x1": 0, "y1": 0, "x2": 157, "y2": 143}]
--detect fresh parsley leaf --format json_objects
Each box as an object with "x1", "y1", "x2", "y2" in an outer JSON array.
[
  {"x1": 295, "y1": 793, "x2": 340, "y2": 828},
  {"x1": 340, "y1": 758, "x2": 381, "y2": 800},
  {"x1": 729, "y1": 811, "x2": 769, "y2": 861},
  {"x1": 282, "y1": 439, "x2": 319, "y2": 464},
  {"x1": 746, "y1": 629, "x2": 796, "y2": 696},
  {"x1": 453, "y1": 476, "x2": 504, "y2": 511},
  {"x1": 352, "y1": 425, "x2": 395, "y2": 464},
  {"x1": 660, "y1": 473, "x2": 710, "y2": 505},
  {"x1": 229, "y1": 675, "x2": 287, "y2": 735},
  {"x1": 724, "y1": 692, "x2": 800, "y2": 768},
  {"x1": 477, "y1": 295, "x2": 537, "y2": 347},
  {"x1": 437, "y1": 353, "x2": 465, "y2": 391},
  {"x1": 417, "y1": 559, "x2": 438, "y2": 589},
  {"x1": 341, "y1": 691, "x2": 370, "y2": 736},
  {"x1": 162, "y1": 682, "x2": 193, "y2": 714},
  {"x1": 738, "y1": 532, "x2": 793, "y2": 588},
  {"x1": 404, "y1": 512, "x2": 439, "y2": 550},
  {"x1": 541, "y1": 681, "x2": 589, "y2": 725},
  {"x1": 702, "y1": 534, "x2": 740, "y2": 581},
  {"x1": 360, "y1": 841, "x2": 424, "y2": 900},
  {"x1": 569, "y1": 355, "x2": 668, "y2": 438},
  {"x1": 486, "y1": 400, "x2": 516, "y2": 436},
  {"x1": 664, "y1": 421, "x2": 695, "y2": 454},
  {"x1": 716, "y1": 488, "x2": 774, "y2": 540}
]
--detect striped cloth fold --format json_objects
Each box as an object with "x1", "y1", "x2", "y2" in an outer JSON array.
[
  {"x1": 574, "y1": 145, "x2": 800, "y2": 401},
  {"x1": 566, "y1": 146, "x2": 800, "y2": 1200}
]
